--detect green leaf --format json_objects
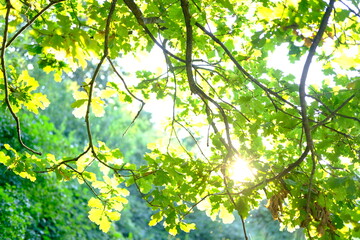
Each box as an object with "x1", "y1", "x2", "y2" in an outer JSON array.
[
  {"x1": 71, "y1": 99, "x2": 87, "y2": 108},
  {"x1": 235, "y1": 198, "x2": 250, "y2": 219}
]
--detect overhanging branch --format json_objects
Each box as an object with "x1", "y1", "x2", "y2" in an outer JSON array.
[
  {"x1": 1, "y1": 4, "x2": 41, "y2": 155},
  {"x1": 298, "y1": 0, "x2": 335, "y2": 213},
  {"x1": 84, "y1": 0, "x2": 118, "y2": 150}
]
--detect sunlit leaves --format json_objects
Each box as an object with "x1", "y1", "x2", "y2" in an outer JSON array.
[
  {"x1": 179, "y1": 222, "x2": 196, "y2": 233},
  {"x1": 76, "y1": 151, "x2": 92, "y2": 172},
  {"x1": 88, "y1": 206, "x2": 112, "y2": 232},
  {"x1": 10, "y1": 0, "x2": 22, "y2": 12},
  {"x1": 87, "y1": 185, "x2": 127, "y2": 232},
  {"x1": 9, "y1": 70, "x2": 50, "y2": 114},
  {"x1": 71, "y1": 90, "x2": 88, "y2": 118},
  {"x1": 88, "y1": 197, "x2": 103, "y2": 209},
  {"x1": 100, "y1": 88, "x2": 117, "y2": 98},
  {"x1": 0, "y1": 150, "x2": 11, "y2": 167},
  {"x1": 256, "y1": 5, "x2": 288, "y2": 22},
  {"x1": 148, "y1": 212, "x2": 163, "y2": 227},
  {"x1": 168, "y1": 227, "x2": 178, "y2": 236},
  {"x1": 92, "y1": 97, "x2": 106, "y2": 117},
  {"x1": 235, "y1": 197, "x2": 250, "y2": 218},
  {"x1": 0, "y1": 145, "x2": 39, "y2": 182},
  {"x1": 71, "y1": 90, "x2": 106, "y2": 118}
]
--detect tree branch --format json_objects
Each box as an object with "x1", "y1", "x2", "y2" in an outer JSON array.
[
  {"x1": 1, "y1": 4, "x2": 41, "y2": 155},
  {"x1": 123, "y1": 0, "x2": 185, "y2": 63},
  {"x1": 298, "y1": 0, "x2": 335, "y2": 213},
  {"x1": 339, "y1": 0, "x2": 360, "y2": 18},
  {"x1": 307, "y1": 93, "x2": 360, "y2": 123},
  {"x1": 85, "y1": 0, "x2": 118, "y2": 151},
  {"x1": 180, "y1": 0, "x2": 237, "y2": 156}
]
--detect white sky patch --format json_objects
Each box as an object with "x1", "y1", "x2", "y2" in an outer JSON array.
[
  {"x1": 113, "y1": 47, "x2": 174, "y2": 126},
  {"x1": 118, "y1": 47, "x2": 166, "y2": 74},
  {"x1": 267, "y1": 43, "x2": 325, "y2": 86}
]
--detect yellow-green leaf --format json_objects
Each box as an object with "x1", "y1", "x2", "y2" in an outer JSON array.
[
  {"x1": 92, "y1": 97, "x2": 105, "y2": 117},
  {"x1": 148, "y1": 212, "x2": 163, "y2": 226},
  {"x1": 118, "y1": 188, "x2": 130, "y2": 197},
  {"x1": 54, "y1": 71, "x2": 62, "y2": 82},
  {"x1": 88, "y1": 208, "x2": 103, "y2": 224},
  {"x1": 10, "y1": 0, "x2": 22, "y2": 11},
  {"x1": 88, "y1": 197, "x2": 103, "y2": 209},
  {"x1": 46, "y1": 154, "x2": 56, "y2": 163},
  {"x1": 110, "y1": 196, "x2": 128, "y2": 211},
  {"x1": 99, "y1": 216, "x2": 111, "y2": 232},
  {"x1": 18, "y1": 70, "x2": 39, "y2": 91},
  {"x1": 106, "y1": 211, "x2": 121, "y2": 221},
  {"x1": 219, "y1": 205, "x2": 235, "y2": 224},
  {"x1": 180, "y1": 222, "x2": 196, "y2": 233},
  {"x1": 72, "y1": 103, "x2": 87, "y2": 118},
  {"x1": 19, "y1": 172, "x2": 36, "y2": 182},
  {"x1": 73, "y1": 90, "x2": 88, "y2": 100},
  {"x1": 168, "y1": 227, "x2": 178, "y2": 236},
  {"x1": 100, "y1": 89, "x2": 117, "y2": 98},
  {"x1": 0, "y1": 152, "x2": 10, "y2": 164}
]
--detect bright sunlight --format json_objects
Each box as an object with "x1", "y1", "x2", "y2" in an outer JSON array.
[{"x1": 229, "y1": 157, "x2": 256, "y2": 183}]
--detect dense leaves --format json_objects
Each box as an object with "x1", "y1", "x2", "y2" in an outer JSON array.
[{"x1": 0, "y1": 0, "x2": 359, "y2": 239}]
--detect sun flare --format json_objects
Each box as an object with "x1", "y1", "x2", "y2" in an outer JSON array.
[{"x1": 229, "y1": 158, "x2": 255, "y2": 182}]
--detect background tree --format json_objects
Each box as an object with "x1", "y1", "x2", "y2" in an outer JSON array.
[{"x1": 0, "y1": 0, "x2": 359, "y2": 239}]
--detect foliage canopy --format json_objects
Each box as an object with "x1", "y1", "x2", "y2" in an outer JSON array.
[{"x1": 0, "y1": 0, "x2": 359, "y2": 239}]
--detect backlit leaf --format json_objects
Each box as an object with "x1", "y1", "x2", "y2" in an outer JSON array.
[
  {"x1": 99, "y1": 215, "x2": 111, "y2": 232},
  {"x1": 219, "y1": 205, "x2": 235, "y2": 224},
  {"x1": 180, "y1": 222, "x2": 196, "y2": 233},
  {"x1": 106, "y1": 211, "x2": 121, "y2": 221},
  {"x1": 88, "y1": 197, "x2": 103, "y2": 209}
]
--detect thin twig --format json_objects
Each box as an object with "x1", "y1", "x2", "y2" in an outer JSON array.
[
  {"x1": 339, "y1": 0, "x2": 360, "y2": 18},
  {"x1": 182, "y1": 193, "x2": 211, "y2": 218},
  {"x1": 223, "y1": 171, "x2": 249, "y2": 240},
  {"x1": 306, "y1": 93, "x2": 360, "y2": 123},
  {"x1": 107, "y1": 57, "x2": 145, "y2": 135},
  {"x1": 175, "y1": 120, "x2": 210, "y2": 162},
  {"x1": 195, "y1": 68, "x2": 251, "y2": 123},
  {"x1": 123, "y1": 0, "x2": 185, "y2": 63},
  {"x1": 65, "y1": 163, "x2": 102, "y2": 200},
  {"x1": 312, "y1": 94, "x2": 356, "y2": 129}
]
